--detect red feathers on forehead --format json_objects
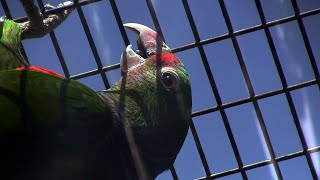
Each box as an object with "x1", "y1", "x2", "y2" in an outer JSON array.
[{"x1": 151, "y1": 53, "x2": 179, "y2": 67}]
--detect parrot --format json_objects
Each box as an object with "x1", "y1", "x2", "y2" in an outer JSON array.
[{"x1": 0, "y1": 1, "x2": 192, "y2": 179}]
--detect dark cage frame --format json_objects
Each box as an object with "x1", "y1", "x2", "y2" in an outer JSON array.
[{"x1": 1, "y1": 0, "x2": 320, "y2": 179}]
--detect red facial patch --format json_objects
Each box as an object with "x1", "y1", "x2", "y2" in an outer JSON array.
[
  {"x1": 15, "y1": 66, "x2": 65, "y2": 79},
  {"x1": 150, "y1": 53, "x2": 179, "y2": 67}
]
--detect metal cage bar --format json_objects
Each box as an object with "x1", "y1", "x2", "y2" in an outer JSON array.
[
  {"x1": 181, "y1": 0, "x2": 248, "y2": 179},
  {"x1": 217, "y1": 0, "x2": 283, "y2": 179},
  {"x1": 145, "y1": 0, "x2": 166, "y2": 42},
  {"x1": 2, "y1": 0, "x2": 320, "y2": 179},
  {"x1": 254, "y1": 0, "x2": 318, "y2": 179},
  {"x1": 290, "y1": 0, "x2": 320, "y2": 90},
  {"x1": 75, "y1": 0, "x2": 111, "y2": 89},
  {"x1": 35, "y1": 0, "x2": 71, "y2": 78},
  {"x1": 171, "y1": 7, "x2": 320, "y2": 54}
]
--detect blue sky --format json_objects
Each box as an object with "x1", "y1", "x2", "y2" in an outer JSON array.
[{"x1": 2, "y1": 0, "x2": 320, "y2": 179}]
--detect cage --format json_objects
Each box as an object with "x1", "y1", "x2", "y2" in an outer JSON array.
[{"x1": 1, "y1": 0, "x2": 320, "y2": 179}]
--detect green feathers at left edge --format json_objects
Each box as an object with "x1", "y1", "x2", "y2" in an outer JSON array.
[
  {"x1": 0, "y1": 19, "x2": 26, "y2": 71},
  {"x1": 0, "y1": 19, "x2": 21, "y2": 47},
  {"x1": 0, "y1": 70, "x2": 110, "y2": 136}
]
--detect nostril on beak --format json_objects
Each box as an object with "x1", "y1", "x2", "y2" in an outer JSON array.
[{"x1": 135, "y1": 50, "x2": 146, "y2": 59}]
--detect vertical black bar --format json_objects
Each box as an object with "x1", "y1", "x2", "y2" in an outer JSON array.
[
  {"x1": 49, "y1": 33, "x2": 71, "y2": 78},
  {"x1": 181, "y1": 0, "x2": 249, "y2": 179},
  {"x1": 1, "y1": 0, "x2": 30, "y2": 64},
  {"x1": 254, "y1": 0, "x2": 319, "y2": 179},
  {"x1": 181, "y1": 0, "x2": 248, "y2": 178},
  {"x1": 109, "y1": 0, "x2": 130, "y2": 46},
  {"x1": 169, "y1": 165, "x2": 179, "y2": 180},
  {"x1": 0, "y1": 0, "x2": 12, "y2": 19},
  {"x1": 36, "y1": 0, "x2": 45, "y2": 13},
  {"x1": 218, "y1": 0, "x2": 283, "y2": 179},
  {"x1": 290, "y1": 0, "x2": 320, "y2": 89},
  {"x1": 290, "y1": 1, "x2": 319, "y2": 178},
  {"x1": 145, "y1": 0, "x2": 211, "y2": 178},
  {"x1": 145, "y1": 0, "x2": 165, "y2": 42},
  {"x1": 180, "y1": 0, "x2": 211, "y2": 177},
  {"x1": 35, "y1": 0, "x2": 70, "y2": 78},
  {"x1": 75, "y1": 1, "x2": 111, "y2": 89},
  {"x1": 189, "y1": 121, "x2": 212, "y2": 177}
]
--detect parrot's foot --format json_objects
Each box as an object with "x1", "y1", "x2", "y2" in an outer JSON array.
[{"x1": 20, "y1": 0, "x2": 74, "y2": 39}]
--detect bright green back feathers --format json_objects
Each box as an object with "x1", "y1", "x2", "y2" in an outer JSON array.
[
  {"x1": 0, "y1": 20, "x2": 26, "y2": 70},
  {"x1": 0, "y1": 70, "x2": 109, "y2": 134},
  {"x1": 0, "y1": 20, "x2": 21, "y2": 47}
]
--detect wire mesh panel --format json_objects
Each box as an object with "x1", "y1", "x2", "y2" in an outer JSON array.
[{"x1": 1, "y1": 0, "x2": 320, "y2": 179}]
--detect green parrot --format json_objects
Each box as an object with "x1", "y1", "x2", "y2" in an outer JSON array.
[{"x1": 0, "y1": 6, "x2": 192, "y2": 180}]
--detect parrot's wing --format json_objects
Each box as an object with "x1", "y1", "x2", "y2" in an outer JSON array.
[
  {"x1": 0, "y1": 69, "x2": 111, "y2": 133},
  {"x1": 0, "y1": 69, "x2": 121, "y2": 179}
]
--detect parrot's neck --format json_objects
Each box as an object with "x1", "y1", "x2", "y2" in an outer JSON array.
[{"x1": 97, "y1": 90, "x2": 189, "y2": 178}]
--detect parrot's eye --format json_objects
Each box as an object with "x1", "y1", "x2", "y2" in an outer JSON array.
[{"x1": 161, "y1": 71, "x2": 178, "y2": 91}]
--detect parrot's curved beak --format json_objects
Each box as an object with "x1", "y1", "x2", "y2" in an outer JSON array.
[
  {"x1": 124, "y1": 23, "x2": 171, "y2": 57},
  {"x1": 120, "y1": 23, "x2": 171, "y2": 73}
]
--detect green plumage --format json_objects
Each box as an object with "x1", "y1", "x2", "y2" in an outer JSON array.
[
  {"x1": 0, "y1": 20, "x2": 25, "y2": 70},
  {"x1": 0, "y1": 20, "x2": 21, "y2": 46},
  {"x1": 0, "y1": 22, "x2": 192, "y2": 180},
  {"x1": 0, "y1": 70, "x2": 109, "y2": 134},
  {"x1": 0, "y1": 70, "x2": 114, "y2": 179},
  {"x1": 107, "y1": 59, "x2": 191, "y2": 130},
  {"x1": 0, "y1": 70, "x2": 107, "y2": 133}
]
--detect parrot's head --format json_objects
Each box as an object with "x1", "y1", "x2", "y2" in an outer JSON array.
[{"x1": 107, "y1": 23, "x2": 192, "y2": 178}]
